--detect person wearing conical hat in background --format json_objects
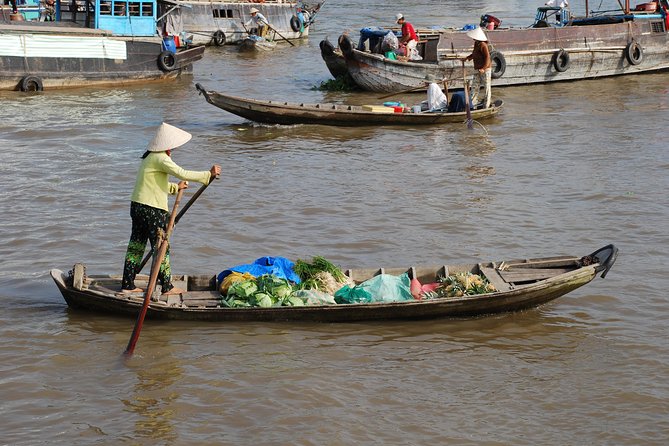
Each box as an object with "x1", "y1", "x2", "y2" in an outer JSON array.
[
  {"x1": 463, "y1": 26, "x2": 492, "y2": 108},
  {"x1": 395, "y1": 13, "x2": 420, "y2": 60},
  {"x1": 245, "y1": 7, "x2": 270, "y2": 38},
  {"x1": 121, "y1": 123, "x2": 221, "y2": 295}
]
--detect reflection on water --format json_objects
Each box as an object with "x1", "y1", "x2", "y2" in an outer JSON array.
[{"x1": 122, "y1": 351, "x2": 183, "y2": 443}]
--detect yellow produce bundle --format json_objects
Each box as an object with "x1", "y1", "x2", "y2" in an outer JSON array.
[{"x1": 219, "y1": 271, "x2": 256, "y2": 294}]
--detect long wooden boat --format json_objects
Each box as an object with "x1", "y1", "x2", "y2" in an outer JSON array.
[
  {"x1": 1, "y1": 0, "x2": 204, "y2": 91},
  {"x1": 159, "y1": 0, "x2": 324, "y2": 46},
  {"x1": 50, "y1": 245, "x2": 618, "y2": 323},
  {"x1": 195, "y1": 83, "x2": 503, "y2": 126},
  {"x1": 51, "y1": 245, "x2": 618, "y2": 322},
  {"x1": 332, "y1": 1, "x2": 669, "y2": 92}
]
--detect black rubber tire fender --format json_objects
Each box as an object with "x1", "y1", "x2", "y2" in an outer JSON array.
[
  {"x1": 20, "y1": 75, "x2": 43, "y2": 92},
  {"x1": 212, "y1": 30, "x2": 226, "y2": 46},
  {"x1": 625, "y1": 40, "x2": 643, "y2": 65},
  {"x1": 290, "y1": 15, "x2": 301, "y2": 32},
  {"x1": 552, "y1": 49, "x2": 570, "y2": 72},
  {"x1": 490, "y1": 50, "x2": 506, "y2": 79},
  {"x1": 157, "y1": 50, "x2": 177, "y2": 72}
]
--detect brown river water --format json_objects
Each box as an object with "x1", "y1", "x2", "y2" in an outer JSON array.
[{"x1": 1, "y1": 1, "x2": 668, "y2": 444}]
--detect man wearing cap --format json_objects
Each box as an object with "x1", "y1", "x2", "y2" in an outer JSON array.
[
  {"x1": 463, "y1": 26, "x2": 492, "y2": 108},
  {"x1": 245, "y1": 7, "x2": 270, "y2": 38},
  {"x1": 121, "y1": 123, "x2": 221, "y2": 295},
  {"x1": 395, "y1": 13, "x2": 419, "y2": 60}
]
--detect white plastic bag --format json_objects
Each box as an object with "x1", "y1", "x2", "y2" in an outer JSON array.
[
  {"x1": 427, "y1": 83, "x2": 448, "y2": 111},
  {"x1": 381, "y1": 31, "x2": 399, "y2": 51}
]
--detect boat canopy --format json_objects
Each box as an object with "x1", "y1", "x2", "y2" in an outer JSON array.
[
  {"x1": 8, "y1": 0, "x2": 158, "y2": 36},
  {"x1": 95, "y1": 0, "x2": 157, "y2": 36},
  {"x1": 533, "y1": 6, "x2": 571, "y2": 27}
]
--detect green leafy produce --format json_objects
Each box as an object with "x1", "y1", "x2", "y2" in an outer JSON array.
[
  {"x1": 313, "y1": 75, "x2": 359, "y2": 92},
  {"x1": 284, "y1": 295, "x2": 306, "y2": 307},
  {"x1": 228, "y1": 280, "x2": 258, "y2": 298},
  {"x1": 273, "y1": 283, "x2": 292, "y2": 299},
  {"x1": 294, "y1": 256, "x2": 350, "y2": 295},
  {"x1": 253, "y1": 293, "x2": 273, "y2": 308},
  {"x1": 221, "y1": 274, "x2": 307, "y2": 308},
  {"x1": 294, "y1": 256, "x2": 347, "y2": 283}
]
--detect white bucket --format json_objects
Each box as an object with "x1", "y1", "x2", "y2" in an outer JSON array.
[{"x1": 412, "y1": 105, "x2": 422, "y2": 113}]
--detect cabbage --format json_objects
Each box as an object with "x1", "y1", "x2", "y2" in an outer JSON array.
[
  {"x1": 228, "y1": 280, "x2": 258, "y2": 298},
  {"x1": 272, "y1": 284, "x2": 293, "y2": 299},
  {"x1": 254, "y1": 293, "x2": 273, "y2": 308},
  {"x1": 283, "y1": 295, "x2": 305, "y2": 307}
]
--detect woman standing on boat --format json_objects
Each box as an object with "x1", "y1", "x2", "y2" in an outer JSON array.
[
  {"x1": 463, "y1": 27, "x2": 492, "y2": 109},
  {"x1": 121, "y1": 123, "x2": 221, "y2": 295}
]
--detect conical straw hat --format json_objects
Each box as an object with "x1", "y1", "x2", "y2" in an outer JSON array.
[
  {"x1": 147, "y1": 122, "x2": 192, "y2": 152},
  {"x1": 466, "y1": 26, "x2": 488, "y2": 42}
]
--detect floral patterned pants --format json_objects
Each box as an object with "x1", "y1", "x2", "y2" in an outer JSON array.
[
  {"x1": 471, "y1": 68, "x2": 492, "y2": 108},
  {"x1": 121, "y1": 202, "x2": 173, "y2": 293}
]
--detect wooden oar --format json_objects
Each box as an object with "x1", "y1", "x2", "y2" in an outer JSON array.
[
  {"x1": 267, "y1": 24, "x2": 295, "y2": 46},
  {"x1": 238, "y1": 13, "x2": 251, "y2": 36},
  {"x1": 134, "y1": 176, "x2": 217, "y2": 274},
  {"x1": 124, "y1": 186, "x2": 185, "y2": 357},
  {"x1": 461, "y1": 60, "x2": 473, "y2": 130}
]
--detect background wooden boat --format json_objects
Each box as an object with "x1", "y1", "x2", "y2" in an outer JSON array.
[
  {"x1": 162, "y1": 0, "x2": 323, "y2": 46},
  {"x1": 50, "y1": 245, "x2": 618, "y2": 323},
  {"x1": 0, "y1": 1, "x2": 205, "y2": 91},
  {"x1": 195, "y1": 83, "x2": 502, "y2": 126},
  {"x1": 334, "y1": 2, "x2": 669, "y2": 92}
]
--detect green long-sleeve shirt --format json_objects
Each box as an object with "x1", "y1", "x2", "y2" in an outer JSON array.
[{"x1": 130, "y1": 152, "x2": 211, "y2": 211}]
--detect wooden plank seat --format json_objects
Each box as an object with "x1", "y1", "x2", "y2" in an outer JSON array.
[{"x1": 478, "y1": 265, "x2": 513, "y2": 292}]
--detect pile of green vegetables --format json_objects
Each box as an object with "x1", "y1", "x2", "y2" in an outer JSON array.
[
  {"x1": 314, "y1": 75, "x2": 359, "y2": 92},
  {"x1": 293, "y1": 256, "x2": 349, "y2": 295},
  {"x1": 221, "y1": 257, "x2": 350, "y2": 308},
  {"x1": 222, "y1": 275, "x2": 304, "y2": 308}
]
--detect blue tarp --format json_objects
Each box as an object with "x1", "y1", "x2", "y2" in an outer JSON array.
[
  {"x1": 358, "y1": 26, "x2": 399, "y2": 51},
  {"x1": 217, "y1": 256, "x2": 301, "y2": 285},
  {"x1": 359, "y1": 26, "x2": 392, "y2": 38}
]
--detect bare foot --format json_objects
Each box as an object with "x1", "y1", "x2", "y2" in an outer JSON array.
[
  {"x1": 162, "y1": 287, "x2": 186, "y2": 296},
  {"x1": 121, "y1": 287, "x2": 144, "y2": 293}
]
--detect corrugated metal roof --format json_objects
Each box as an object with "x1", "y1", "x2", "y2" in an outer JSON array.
[{"x1": 0, "y1": 34, "x2": 127, "y2": 59}]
